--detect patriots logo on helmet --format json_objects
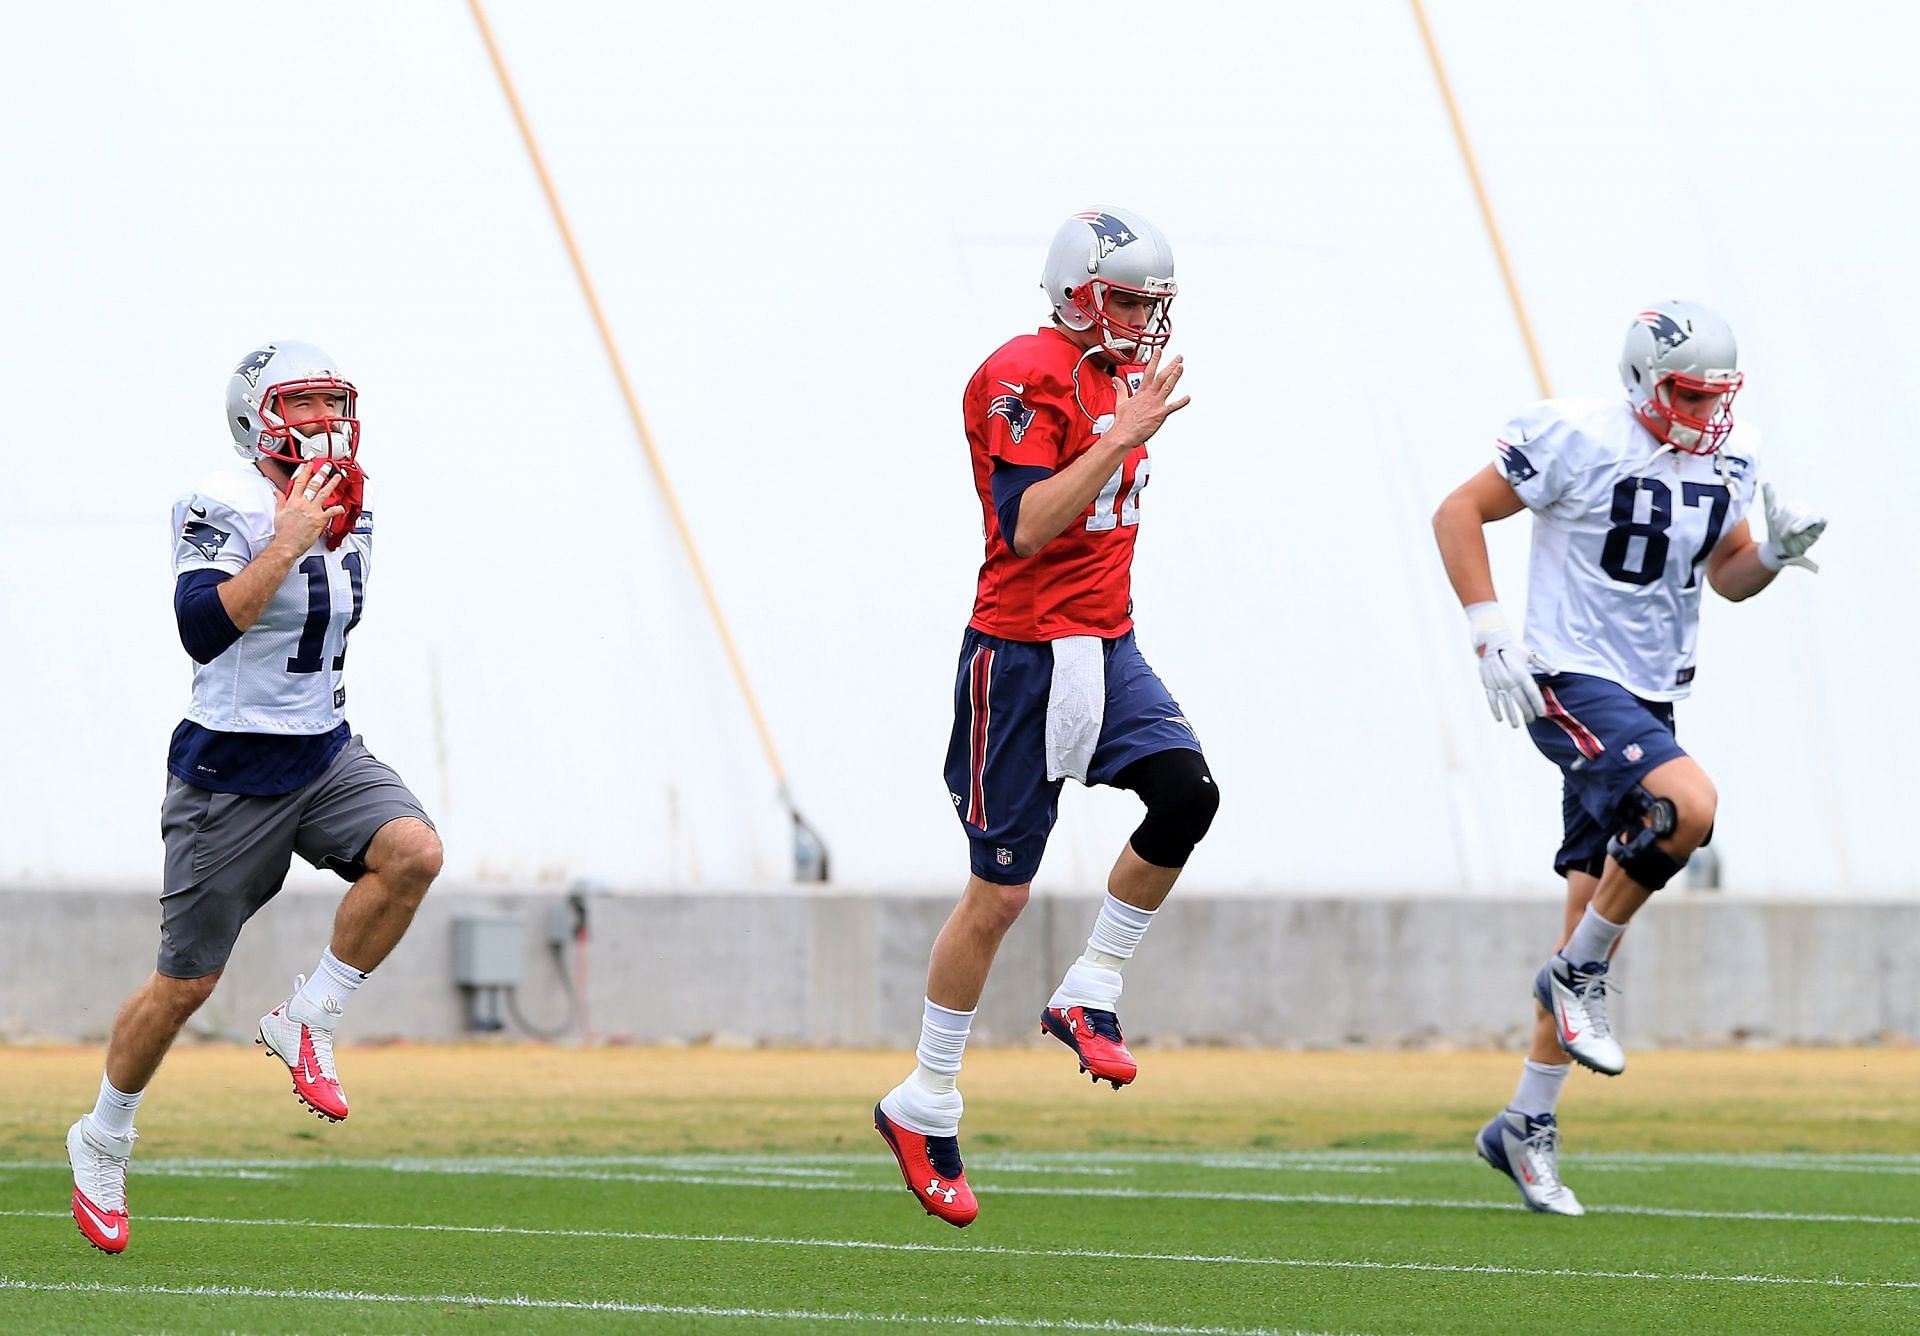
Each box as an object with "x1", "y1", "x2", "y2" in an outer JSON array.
[
  {"x1": 1073, "y1": 211, "x2": 1138, "y2": 260},
  {"x1": 181, "y1": 519, "x2": 231, "y2": 560},
  {"x1": 1496, "y1": 440, "x2": 1538, "y2": 484},
  {"x1": 987, "y1": 394, "x2": 1036, "y2": 444},
  {"x1": 1637, "y1": 310, "x2": 1691, "y2": 354},
  {"x1": 234, "y1": 347, "x2": 276, "y2": 388}
]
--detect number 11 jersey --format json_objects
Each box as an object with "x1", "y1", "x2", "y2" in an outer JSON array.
[
  {"x1": 1495, "y1": 397, "x2": 1759, "y2": 702},
  {"x1": 172, "y1": 463, "x2": 372, "y2": 734}
]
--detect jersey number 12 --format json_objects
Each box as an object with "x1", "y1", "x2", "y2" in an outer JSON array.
[{"x1": 1086, "y1": 458, "x2": 1151, "y2": 532}]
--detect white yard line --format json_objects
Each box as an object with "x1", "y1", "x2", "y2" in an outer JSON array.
[
  {"x1": 0, "y1": 1278, "x2": 1340, "y2": 1335},
  {"x1": 210, "y1": 1165, "x2": 1919, "y2": 1227},
  {"x1": 5, "y1": 1149, "x2": 1916, "y2": 1173},
  {"x1": 7, "y1": 1161, "x2": 1919, "y2": 1226},
  {"x1": 4, "y1": 1212, "x2": 1919, "y2": 1291}
]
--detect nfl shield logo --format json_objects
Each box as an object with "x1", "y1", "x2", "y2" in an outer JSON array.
[
  {"x1": 1624, "y1": 743, "x2": 1644, "y2": 762},
  {"x1": 995, "y1": 847, "x2": 1014, "y2": 867}
]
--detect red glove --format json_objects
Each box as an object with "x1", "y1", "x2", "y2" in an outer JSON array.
[{"x1": 322, "y1": 459, "x2": 367, "y2": 550}]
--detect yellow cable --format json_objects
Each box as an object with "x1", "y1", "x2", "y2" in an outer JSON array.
[
  {"x1": 1410, "y1": 0, "x2": 1555, "y2": 399},
  {"x1": 467, "y1": 0, "x2": 790, "y2": 788}
]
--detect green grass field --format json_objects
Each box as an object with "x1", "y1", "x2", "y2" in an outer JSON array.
[{"x1": 3, "y1": 1045, "x2": 1916, "y2": 1333}]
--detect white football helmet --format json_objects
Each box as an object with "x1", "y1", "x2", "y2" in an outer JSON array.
[
  {"x1": 227, "y1": 341, "x2": 360, "y2": 465},
  {"x1": 1040, "y1": 208, "x2": 1176, "y2": 360},
  {"x1": 1619, "y1": 300, "x2": 1742, "y2": 454}
]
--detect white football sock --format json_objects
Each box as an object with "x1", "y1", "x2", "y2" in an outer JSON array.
[
  {"x1": 1563, "y1": 907, "x2": 1626, "y2": 966},
  {"x1": 911, "y1": 998, "x2": 973, "y2": 1095},
  {"x1": 1511, "y1": 1059, "x2": 1572, "y2": 1118},
  {"x1": 1082, "y1": 893, "x2": 1156, "y2": 971},
  {"x1": 295, "y1": 948, "x2": 367, "y2": 1028},
  {"x1": 89, "y1": 1074, "x2": 143, "y2": 1138},
  {"x1": 1049, "y1": 959, "x2": 1123, "y2": 1011}
]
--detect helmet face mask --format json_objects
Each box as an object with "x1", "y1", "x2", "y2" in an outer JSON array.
[
  {"x1": 258, "y1": 376, "x2": 360, "y2": 466},
  {"x1": 1619, "y1": 302, "x2": 1742, "y2": 454},
  {"x1": 1069, "y1": 275, "x2": 1175, "y2": 361},
  {"x1": 1042, "y1": 208, "x2": 1176, "y2": 361},
  {"x1": 228, "y1": 342, "x2": 361, "y2": 468}
]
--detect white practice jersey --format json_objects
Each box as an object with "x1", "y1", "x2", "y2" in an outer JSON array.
[
  {"x1": 1495, "y1": 397, "x2": 1758, "y2": 702},
  {"x1": 172, "y1": 463, "x2": 373, "y2": 733}
]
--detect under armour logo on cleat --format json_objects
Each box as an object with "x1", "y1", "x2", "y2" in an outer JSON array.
[{"x1": 924, "y1": 1178, "x2": 958, "y2": 1204}]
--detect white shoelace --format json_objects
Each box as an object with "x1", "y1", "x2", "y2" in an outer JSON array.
[
  {"x1": 1567, "y1": 965, "x2": 1618, "y2": 1039},
  {"x1": 1520, "y1": 1120, "x2": 1564, "y2": 1193},
  {"x1": 304, "y1": 1022, "x2": 341, "y2": 1082},
  {"x1": 77, "y1": 1125, "x2": 135, "y2": 1211}
]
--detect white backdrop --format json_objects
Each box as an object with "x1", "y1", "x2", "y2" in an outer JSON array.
[{"x1": 1, "y1": 1, "x2": 1912, "y2": 895}]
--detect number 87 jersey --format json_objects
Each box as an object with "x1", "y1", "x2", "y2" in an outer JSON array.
[
  {"x1": 1495, "y1": 397, "x2": 1759, "y2": 702},
  {"x1": 172, "y1": 463, "x2": 370, "y2": 732}
]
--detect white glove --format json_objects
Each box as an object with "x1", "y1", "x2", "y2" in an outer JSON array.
[
  {"x1": 1757, "y1": 482, "x2": 1826, "y2": 573},
  {"x1": 1465, "y1": 601, "x2": 1547, "y2": 728}
]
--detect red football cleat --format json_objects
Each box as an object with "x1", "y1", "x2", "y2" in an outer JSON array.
[
  {"x1": 1041, "y1": 1005, "x2": 1138, "y2": 1088},
  {"x1": 873, "y1": 1102, "x2": 978, "y2": 1227},
  {"x1": 257, "y1": 978, "x2": 349, "y2": 1122},
  {"x1": 67, "y1": 1117, "x2": 134, "y2": 1254}
]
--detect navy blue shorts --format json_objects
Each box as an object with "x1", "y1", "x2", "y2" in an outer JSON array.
[
  {"x1": 1525, "y1": 672, "x2": 1687, "y2": 878},
  {"x1": 943, "y1": 627, "x2": 1203, "y2": 885}
]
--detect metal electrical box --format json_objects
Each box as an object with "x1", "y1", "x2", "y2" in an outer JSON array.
[{"x1": 451, "y1": 912, "x2": 525, "y2": 987}]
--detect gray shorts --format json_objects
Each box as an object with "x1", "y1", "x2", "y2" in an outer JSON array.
[{"x1": 158, "y1": 735, "x2": 434, "y2": 979}]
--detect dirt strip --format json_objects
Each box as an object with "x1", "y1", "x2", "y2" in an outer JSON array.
[{"x1": 3, "y1": 1044, "x2": 1915, "y2": 1160}]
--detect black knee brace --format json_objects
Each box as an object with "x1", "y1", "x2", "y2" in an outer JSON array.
[
  {"x1": 1607, "y1": 786, "x2": 1688, "y2": 890},
  {"x1": 1114, "y1": 749, "x2": 1219, "y2": 869}
]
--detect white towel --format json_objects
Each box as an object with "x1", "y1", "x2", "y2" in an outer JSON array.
[{"x1": 1045, "y1": 635, "x2": 1106, "y2": 783}]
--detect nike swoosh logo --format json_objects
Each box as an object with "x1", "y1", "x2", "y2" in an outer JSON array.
[
  {"x1": 998, "y1": 380, "x2": 1025, "y2": 394},
  {"x1": 190, "y1": 505, "x2": 208, "y2": 518},
  {"x1": 75, "y1": 1194, "x2": 123, "y2": 1240},
  {"x1": 1558, "y1": 1003, "x2": 1581, "y2": 1041}
]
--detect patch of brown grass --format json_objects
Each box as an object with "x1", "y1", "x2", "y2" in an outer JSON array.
[{"x1": 4, "y1": 1043, "x2": 1915, "y2": 1160}]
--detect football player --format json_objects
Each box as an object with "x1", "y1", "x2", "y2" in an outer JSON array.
[
  {"x1": 1432, "y1": 300, "x2": 1826, "y2": 1214},
  {"x1": 874, "y1": 209, "x2": 1220, "y2": 1226},
  {"x1": 66, "y1": 343, "x2": 444, "y2": 1253}
]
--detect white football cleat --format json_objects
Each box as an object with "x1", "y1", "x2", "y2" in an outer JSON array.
[
  {"x1": 1535, "y1": 954, "x2": 1625, "y2": 1075},
  {"x1": 1477, "y1": 1108, "x2": 1584, "y2": 1216},
  {"x1": 257, "y1": 975, "x2": 349, "y2": 1121},
  {"x1": 67, "y1": 1116, "x2": 135, "y2": 1253}
]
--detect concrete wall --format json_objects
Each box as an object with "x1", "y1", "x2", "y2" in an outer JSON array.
[{"x1": 5, "y1": 887, "x2": 1914, "y2": 1048}]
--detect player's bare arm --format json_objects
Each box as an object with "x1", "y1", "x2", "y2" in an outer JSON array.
[
  {"x1": 1431, "y1": 464, "x2": 1526, "y2": 606},
  {"x1": 215, "y1": 460, "x2": 347, "y2": 631},
  {"x1": 1432, "y1": 464, "x2": 1543, "y2": 727},
  {"x1": 1010, "y1": 349, "x2": 1189, "y2": 558},
  {"x1": 1703, "y1": 521, "x2": 1773, "y2": 601}
]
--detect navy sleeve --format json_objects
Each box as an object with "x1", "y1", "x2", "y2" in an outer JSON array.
[
  {"x1": 174, "y1": 569, "x2": 242, "y2": 664},
  {"x1": 991, "y1": 460, "x2": 1054, "y2": 551}
]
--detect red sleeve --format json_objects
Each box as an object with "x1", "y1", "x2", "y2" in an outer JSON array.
[{"x1": 973, "y1": 355, "x2": 1072, "y2": 470}]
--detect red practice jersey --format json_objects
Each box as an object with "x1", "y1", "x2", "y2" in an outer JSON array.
[{"x1": 965, "y1": 326, "x2": 1149, "y2": 641}]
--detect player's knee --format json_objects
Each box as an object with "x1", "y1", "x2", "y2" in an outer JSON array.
[
  {"x1": 378, "y1": 820, "x2": 443, "y2": 893},
  {"x1": 156, "y1": 971, "x2": 220, "y2": 1018},
  {"x1": 1124, "y1": 750, "x2": 1219, "y2": 870},
  {"x1": 968, "y1": 879, "x2": 1030, "y2": 931},
  {"x1": 1668, "y1": 783, "x2": 1717, "y2": 852}
]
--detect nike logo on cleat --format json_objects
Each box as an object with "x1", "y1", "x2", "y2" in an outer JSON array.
[
  {"x1": 1558, "y1": 1004, "x2": 1581, "y2": 1040},
  {"x1": 75, "y1": 1197, "x2": 123, "y2": 1241}
]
